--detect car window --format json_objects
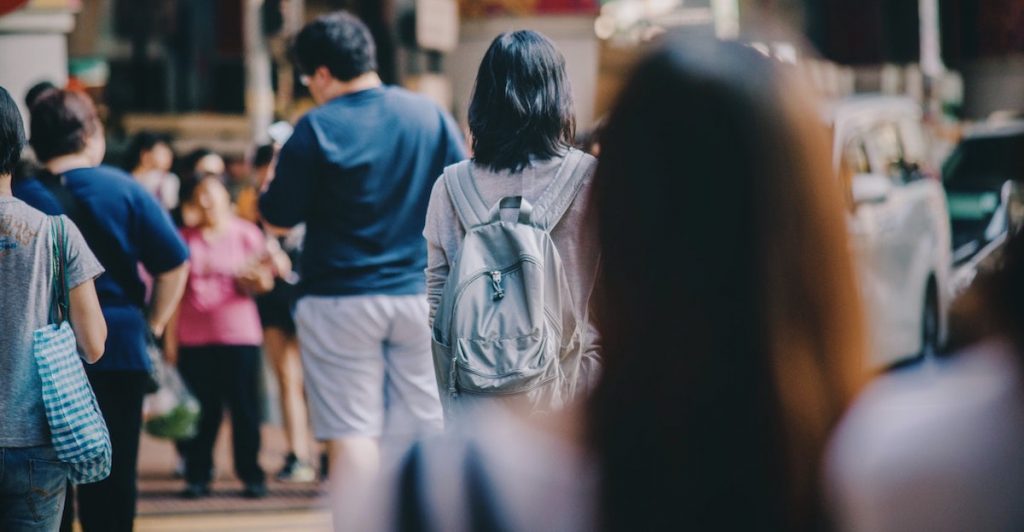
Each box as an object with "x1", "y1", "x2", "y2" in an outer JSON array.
[{"x1": 869, "y1": 123, "x2": 906, "y2": 185}]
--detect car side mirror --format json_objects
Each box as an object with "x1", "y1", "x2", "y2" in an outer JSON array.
[{"x1": 852, "y1": 173, "x2": 892, "y2": 204}]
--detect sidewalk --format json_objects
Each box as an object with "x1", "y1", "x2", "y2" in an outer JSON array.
[{"x1": 134, "y1": 422, "x2": 331, "y2": 531}]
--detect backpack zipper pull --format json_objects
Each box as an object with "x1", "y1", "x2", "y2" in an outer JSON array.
[{"x1": 490, "y1": 271, "x2": 505, "y2": 301}]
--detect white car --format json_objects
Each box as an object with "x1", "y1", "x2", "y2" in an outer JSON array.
[{"x1": 827, "y1": 96, "x2": 953, "y2": 368}]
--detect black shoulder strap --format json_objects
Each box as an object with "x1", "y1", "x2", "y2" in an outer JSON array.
[{"x1": 38, "y1": 170, "x2": 146, "y2": 308}]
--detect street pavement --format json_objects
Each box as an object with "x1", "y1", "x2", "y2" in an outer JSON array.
[{"x1": 132, "y1": 422, "x2": 330, "y2": 531}]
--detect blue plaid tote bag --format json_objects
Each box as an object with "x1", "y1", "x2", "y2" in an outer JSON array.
[{"x1": 32, "y1": 216, "x2": 112, "y2": 484}]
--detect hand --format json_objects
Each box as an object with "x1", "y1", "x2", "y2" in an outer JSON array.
[
  {"x1": 149, "y1": 320, "x2": 166, "y2": 339},
  {"x1": 236, "y1": 264, "x2": 275, "y2": 295}
]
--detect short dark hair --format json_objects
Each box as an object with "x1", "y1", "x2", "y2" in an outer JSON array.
[
  {"x1": 24, "y1": 80, "x2": 57, "y2": 109},
  {"x1": 124, "y1": 130, "x2": 171, "y2": 171},
  {"x1": 468, "y1": 31, "x2": 575, "y2": 173},
  {"x1": 292, "y1": 11, "x2": 377, "y2": 81},
  {"x1": 0, "y1": 86, "x2": 25, "y2": 176},
  {"x1": 29, "y1": 90, "x2": 100, "y2": 163},
  {"x1": 252, "y1": 143, "x2": 276, "y2": 168}
]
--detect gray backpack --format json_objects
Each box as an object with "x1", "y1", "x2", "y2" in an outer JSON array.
[{"x1": 432, "y1": 150, "x2": 591, "y2": 414}]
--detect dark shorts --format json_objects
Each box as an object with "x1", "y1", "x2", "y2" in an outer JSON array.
[{"x1": 256, "y1": 281, "x2": 298, "y2": 334}]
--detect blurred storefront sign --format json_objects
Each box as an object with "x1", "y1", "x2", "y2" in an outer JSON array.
[
  {"x1": 0, "y1": 0, "x2": 28, "y2": 17},
  {"x1": 460, "y1": 0, "x2": 598, "y2": 18}
]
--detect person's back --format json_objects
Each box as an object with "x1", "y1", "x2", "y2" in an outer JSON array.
[
  {"x1": 425, "y1": 31, "x2": 600, "y2": 416},
  {"x1": 0, "y1": 84, "x2": 106, "y2": 532},
  {"x1": 270, "y1": 85, "x2": 464, "y2": 294},
  {"x1": 51, "y1": 164, "x2": 187, "y2": 367},
  {"x1": 375, "y1": 36, "x2": 866, "y2": 532},
  {"x1": 0, "y1": 200, "x2": 102, "y2": 446},
  {"x1": 258, "y1": 12, "x2": 466, "y2": 529},
  {"x1": 20, "y1": 88, "x2": 189, "y2": 532}
]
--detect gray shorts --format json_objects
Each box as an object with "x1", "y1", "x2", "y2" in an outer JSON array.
[{"x1": 295, "y1": 294, "x2": 443, "y2": 441}]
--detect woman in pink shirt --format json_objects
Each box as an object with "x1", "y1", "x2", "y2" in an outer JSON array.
[{"x1": 175, "y1": 174, "x2": 274, "y2": 499}]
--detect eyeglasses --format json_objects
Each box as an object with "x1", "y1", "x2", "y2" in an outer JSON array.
[{"x1": 299, "y1": 74, "x2": 311, "y2": 87}]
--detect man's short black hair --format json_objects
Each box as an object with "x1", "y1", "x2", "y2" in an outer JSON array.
[
  {"x1": 468, "y1": 31, "x2": 575, "y2": 173},
  {"x1": 292, "y1": 11, "x2": 377, "y2": 82},
  {"x1": 0, "y1": 86, "x2": 25, "y2": 176}
]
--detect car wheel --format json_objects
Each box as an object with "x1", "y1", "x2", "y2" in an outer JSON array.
[{"x1": 920, "y1": 284, "x2": 940, "y2": 358}]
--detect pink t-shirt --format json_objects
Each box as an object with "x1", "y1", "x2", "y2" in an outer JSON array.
[{"x1": 178, "y1": 218, "x2": 265, "y2": 347}]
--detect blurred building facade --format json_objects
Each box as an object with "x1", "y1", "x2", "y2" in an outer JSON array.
[{"x1": 1, "y1": 0, "x2": 1022, "y2": 158}]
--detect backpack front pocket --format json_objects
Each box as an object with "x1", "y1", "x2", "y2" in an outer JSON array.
[{"x1": 454, "y1": 334, "x2": 558, "y2": 394}]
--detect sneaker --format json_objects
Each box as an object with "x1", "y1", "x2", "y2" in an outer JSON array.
[
  {"x1": 242, "y1": 482, "x2": 267, "y2": 499},
  {"x1": 277, "y1": 454, "x2": 317, "y2": 483},
  {"x1": 181, "y1": 483, "x2": 210, "y2": 499},
  {"x1": 276, "y1": 453, "x2": 297, "y2": 480}
]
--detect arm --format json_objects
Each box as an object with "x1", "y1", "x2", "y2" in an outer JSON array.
[
  {"x1": 148, "y1": 261, "x2": 189, "y2": 337},
  {"x1": 259, "y1": 118, "x2": 317, "y2": 231},
  {"x1": 163, "y1": 306, "x2": 180, "y2": 366},
  {"x1": 69, "y1": 280, "x2": 106, "y2": 363},
  {"x1": 133, "y1": 186, "x2": 191, "y2": 336},
  {"x1": 426, "y1": 238, "x2": 450, "y2": 327},
  {"x1": 424, "y1": 179, "x2": 453, "y2": 327}
]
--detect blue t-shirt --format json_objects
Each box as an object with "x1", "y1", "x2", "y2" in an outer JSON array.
[
  {"x1": 12, "y1": 178, "x2": 63, "y2": 215},
  {"x1": 260, "y1": 86, "x2": 467, "y2": 297},
  {"x1": 14, "y1": 165, "x2": 189, "y2": 372}
]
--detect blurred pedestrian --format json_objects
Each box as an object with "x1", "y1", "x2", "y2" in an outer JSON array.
[
  {"x1": 259, "y1": 11, "x2": 466, "y2": 528},
  {"x1": 251, "y1": 143, "x2": 317, "y2": 483},
  {"x1": 173, "y1": 148, "x2": 225, "y2": 229},
  {"x1": 11, "y1": 80, "x2": 61, "y2": 215},
  {"x1": 376, "y1": 36, "x2": 866, "y2": 532},
  {"x1": 424, "y1": 30, "x2": 600, "y2": 416},
  {"x1": 125, "y1": 131, "x2": 180, "y2": 211},
  {"x1": 18, "y1": 89, "x2": 190, "y2": 532},
  {"x1": 0, "y1": 84, "x2": 107, "y2": 532},
  {"x1": 171, "y1": 175, "x2": 274, "y2": 499},
  {"x1": 827, "y1": 231, "x2": 1024, "y2": 530}
]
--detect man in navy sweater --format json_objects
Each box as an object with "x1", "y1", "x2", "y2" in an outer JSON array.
[{"x1": 259, "y1": 12, "x2": 466, "y2": 527}]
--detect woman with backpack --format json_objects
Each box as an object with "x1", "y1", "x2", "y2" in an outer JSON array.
[
  {"x1": 377, "y1": 35, "x2": 867, "y2": 531},
  {"x1": 0, "y1": 85, "x2": 107, "y2": 531},
  {"x1": 424, "y1": 30, "x2": 600, "y2": 416}
]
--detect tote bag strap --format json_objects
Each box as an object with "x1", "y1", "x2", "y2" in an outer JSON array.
[{"x1": 48, "y1": 216, "x2": 70, "y2": 325}]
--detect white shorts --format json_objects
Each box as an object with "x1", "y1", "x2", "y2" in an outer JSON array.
[{"x1": 295, "y1": 294, "x2": 443, "y2": 441}]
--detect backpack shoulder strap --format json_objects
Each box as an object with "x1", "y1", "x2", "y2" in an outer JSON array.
[
  {"x1": 531, "y1": 148, "x2": 593, "y2": 232},
  {"x1": 443, "y1": 161, "x2": 490, "y2": 230}
]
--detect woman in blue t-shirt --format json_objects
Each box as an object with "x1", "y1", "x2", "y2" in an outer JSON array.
[
  {"x1": 0, "y1": 85, "x2": 108, "y2": 531},
  {"x1": 19, "y1": 89, "x2": 190, "y2": 532}
]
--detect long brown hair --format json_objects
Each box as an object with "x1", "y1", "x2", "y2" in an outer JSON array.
[{"x1": 587, "y1": 36, "x2": 866, "y2": 531}]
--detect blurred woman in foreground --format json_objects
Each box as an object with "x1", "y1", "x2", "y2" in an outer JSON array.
[
  {"x1": 828, "y1": 227, "x2": 1024, "y2": 530},
  {"x1": 378, "y1": 35, "x2": 865, "y2": 531}
]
